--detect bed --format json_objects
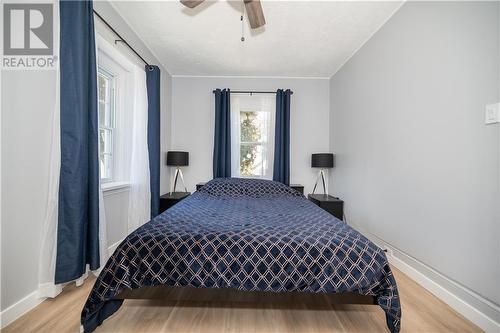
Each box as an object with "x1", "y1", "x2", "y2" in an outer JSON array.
[{"x1": 81, "y1": 178, "x2": 401, "y2": 332}]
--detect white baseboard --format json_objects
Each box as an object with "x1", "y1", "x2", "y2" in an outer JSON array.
[
  {"x1": 0, "y1": 290, "x2": 44, "y2": 329},
  {"x1": 351, "y1": 223, "x2": 500, "y2": 333},
  {"x1": 37, "y1": 282, "x2": 63, "y2": 299},
  {"x1": 0, "y1": 240, "x2": 124, "y2": 329}
]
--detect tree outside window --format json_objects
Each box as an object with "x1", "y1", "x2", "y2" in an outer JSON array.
[{"x1": 240, "y1": 111, "x2": 264, "y2": 176}]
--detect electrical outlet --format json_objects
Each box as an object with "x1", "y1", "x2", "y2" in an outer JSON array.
[{"x1": 485, "y1": 103, "x2": 500, "y2": 124}]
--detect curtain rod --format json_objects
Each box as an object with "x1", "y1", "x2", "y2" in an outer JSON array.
[
  {"x1": 93, "y1": 10, "x2": 151, "y2": 67},
  {"x1": 212, "y1": 90, "x2": 293, "y2": 95}
]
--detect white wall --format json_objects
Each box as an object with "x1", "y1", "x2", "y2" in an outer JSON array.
[
  {"x1": 0, "y1": 2, "x2": 172, "y2": 313},
  {"x1": 1, "y1": 70, "x2": 57, "y2": 312},
  {"x1": 103, "y1": 188, "x2": 130, "y2": 248},
  {"x1": 171, "y1": 76, "x2": 330, "y2": 194},
  {"x1": 160, "y1": 70, "x2": 173, "y2": 195},
  {"x1": 329, "y1": 0, "x2": 499, "y2": 310}
]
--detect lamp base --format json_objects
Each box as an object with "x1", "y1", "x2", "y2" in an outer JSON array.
[
  {"x1": 171, "y1": 167, "x2": 188, "y2": 193},
  {"x1": 312, "y1": 169, "x2": 328, "y2": 196}
]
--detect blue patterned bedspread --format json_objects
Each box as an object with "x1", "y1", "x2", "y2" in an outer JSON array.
[{"x1": 81, "y1": 178, "x2": 401, "y2": 332}]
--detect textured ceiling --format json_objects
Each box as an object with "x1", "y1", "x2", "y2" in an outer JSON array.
[{"x1": 111, "y1": 1, "x2": 403, "y2": 77}]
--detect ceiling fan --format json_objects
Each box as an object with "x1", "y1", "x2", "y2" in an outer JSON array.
[{"x1": 180, "y1": 0, "x2": 266, "y2": 29}]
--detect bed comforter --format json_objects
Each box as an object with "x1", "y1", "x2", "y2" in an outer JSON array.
[{"x1": 81, "y1": 178, "x2": 401, "y2": 332}]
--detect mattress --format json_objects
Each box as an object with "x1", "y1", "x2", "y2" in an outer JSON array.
[{"x1": 81, "y1": 178, "x2": 401, "y2": 332}]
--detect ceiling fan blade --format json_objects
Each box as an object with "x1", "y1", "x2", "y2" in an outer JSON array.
[
  {"x1": 244, "y1": 0, "x2": 266, "y2": 29},
  {"x1": 180, "y1": 0, "x2": 205, "y2": 8}
]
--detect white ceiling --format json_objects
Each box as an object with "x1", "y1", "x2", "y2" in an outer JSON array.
[{"x1": 111, "y1": 1, "x2": 403, "y2": 77}]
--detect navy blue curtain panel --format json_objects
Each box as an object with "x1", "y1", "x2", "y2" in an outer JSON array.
[
  {"x1": 273, "y1": 89, "x2": 292, "y2": 185},
  {"x1": 56, "y1": 0, "x2": 100, "y2": 284},
  {"x1": 213, "y1": 89, "x2": 231, "y2": 178},
  {"x1": 146, "y1": 65, "x2": 161, "y2": 218}
]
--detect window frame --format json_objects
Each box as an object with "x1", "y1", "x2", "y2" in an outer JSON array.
[
  {"x1": 97, "y1": 33, "x2": 144, "y2": 191},
  {"x1": 97, "y1": 66, "x2": 116, "y2": 184},
  {"x1": 239, "y1": 110, "x2": 268, "y2": 178},
  {"x1": 230, "y1": 95, "x2": 276, "y2": 179}
]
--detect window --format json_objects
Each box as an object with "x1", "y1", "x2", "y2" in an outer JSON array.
[
  {"x1": 98, "y1": 67, "x2": 115, "y2": 182},
  {"x1": 231, "y1": 95, "x2": 275, "y2": 179},
  {"x1": 240, "y1": 111, "x2": 268, "y2": 177}
]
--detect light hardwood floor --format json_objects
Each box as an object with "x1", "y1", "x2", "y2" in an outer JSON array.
[{"x1": 3, "y1": 267, "x2": 481, "y2": 333}]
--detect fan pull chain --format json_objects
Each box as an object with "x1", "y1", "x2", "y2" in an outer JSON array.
[{"x1": 241, "y1": 3, "x2": 245, "y2": 42}]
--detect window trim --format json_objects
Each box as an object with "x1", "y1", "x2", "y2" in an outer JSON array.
[{"x1": 231, "y1": 96, "x2": 276, "y2": 179}]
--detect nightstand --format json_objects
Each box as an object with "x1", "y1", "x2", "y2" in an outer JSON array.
[
  {"x1": 308, "y1": 194, "x2": 344, "y2": 221},
  {"x1": 159, "y1": 192, "x2": 190, "y2": 214},
  {"x1": 195, "y1": 182, "x2": 207, "y2": 191},
  {"x1": 289, "y1": 184, "x2": 305, "y2": 195},
  {"x1": 196, "y1": 182, "x2": 304, "y2": 195}
]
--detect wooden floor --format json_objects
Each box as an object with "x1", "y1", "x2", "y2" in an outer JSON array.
[{"x1": 3, "y1": 267, "x2": 481, "y2": 333}]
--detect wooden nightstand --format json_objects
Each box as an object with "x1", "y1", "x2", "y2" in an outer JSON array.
[
  {"x1": 308, "y1": 194, "x2": 344, "y2": 221},
  {"x1": 196, "y1": 182, "x2": 304, "y2": 195},
  {"x1": 159, "y1": 192, "x2": 190, "y2": 214}
]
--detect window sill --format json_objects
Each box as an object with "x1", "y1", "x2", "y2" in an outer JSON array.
[
  {"x1": 236, "y1": 175, "x2": 273, "y2": 180},
  {"x1": 101, "y1": 181, "x2": 130, "y2": 193}
]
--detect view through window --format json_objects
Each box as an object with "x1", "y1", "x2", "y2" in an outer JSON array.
[
  {"x1": 239, "y1": 107, "x2": 274, "y2": 178},
  {"x1": 240, "y1": 111, "x2": 266, "y2": 176},
  {"x1": 231, "y1": 95, "x2": 275, "y2": 179},
  {"x1": 98, "y1": 68, "x2": 115, "y2": 182}
]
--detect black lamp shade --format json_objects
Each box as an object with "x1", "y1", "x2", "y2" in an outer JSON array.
[
  {"x1": 311, "y1": 153, "x2": 334, "y2": 168},
  {"x1": 167, "y1": 151, "x2": 189, "y2": 166}
]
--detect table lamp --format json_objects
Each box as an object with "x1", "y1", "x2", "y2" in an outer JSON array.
[
  {"x1": 311, "y1": 153, "x2": 334, "y2": 195},
  {"x1": 167, "y1": 151, "x2": 189, "y2": 193}
]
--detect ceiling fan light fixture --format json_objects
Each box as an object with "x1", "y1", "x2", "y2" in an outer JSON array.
[
  {"x1": 180, "y1": 0, "x2": 266, "y2": 30},
  {"x1": 180, "y1": 0, "x2": 205, "y2": 9}
]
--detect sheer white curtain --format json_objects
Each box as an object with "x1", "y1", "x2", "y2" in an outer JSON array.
[
  {"x1": 127, "y1": 65, "x2": 151, "y2": 233},
  {"x1": 230, "y1": 96, "x2": 242, "y2": 177},
  {"x1": 93, "y1": 36, "x2": 151, "y2": 235},
  {"x1": 37, "y1": 1, "x2": 62, "y2": 297},
  {"x1": 230, "y1": 94, "x2": 275, "y2": 179},
  {"x1": 38, "y1": 4, "x2": 109, "y2": 297}
]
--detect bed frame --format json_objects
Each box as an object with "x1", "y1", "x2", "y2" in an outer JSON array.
[{"x1": 116, "y1": 285, "x2": 378, "y2": 307}]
